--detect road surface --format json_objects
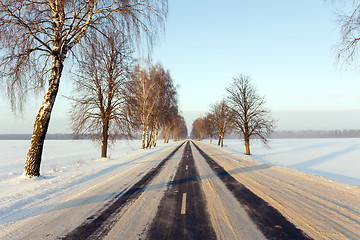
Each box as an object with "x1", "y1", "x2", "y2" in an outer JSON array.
[{"x1": 3, "y1": 140, "x2": 360, "y2": 239}]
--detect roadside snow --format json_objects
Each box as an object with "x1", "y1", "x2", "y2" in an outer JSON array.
[
  {"x1": 0, "y1": 140, "x2": 175, "y2": 236},
  {"x1": 219, "y1": 138, "x2": 360, "y2": 187},
  {"x1": 1, "y1": 138, "x2": 359, "y2": 239},
  {"x1": 196, "y1": 141, "x2": 360, "y2": 240}
]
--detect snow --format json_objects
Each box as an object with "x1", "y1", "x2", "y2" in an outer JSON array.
[
  {"x1": 0, "y1": 139, "x2": 178, "y2": 238},
  {"x1": 0, "y1": 138, "x2": 359, "y2": 239},
  {"x1": 195, "y1": 141, "x2": 360, "y2": 239},
  {"x1": 192, "y1": 145, "x2": 266, "y2": 239},
  {"x1": 221, "y1": 138, "x2": 360, "y2": 187}
]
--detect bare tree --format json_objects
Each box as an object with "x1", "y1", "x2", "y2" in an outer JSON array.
[
  {"x1": 68, "y1": 28, "x2": 133, "y2": 158},
  {"x1": 171, "y1": 114, "x2": 188, "y2": 141},
  {"x1": 128, "y1": 62, "x2": 157, "y2": 149},
  {"x1": 0, "y1": 0, "x2": 168, "y2": 177},
  {"x1": 127, "y1": 62, "x2": 178, "y2": 148},
  {"x1": 226, "y1": 74, "x2": 276, "y2": 155},
  {"x1": 191, "y1": 117, "x2": 207, "y2": 141},
  {"x1": 161, "y1": 106, "x2": 178, "y2": 143},
  {"x1": 334, "y1": 2, "x2": 360, "y2": 63},
  {"x1": 210, "y1": 100, "x2": 234, "y2": 147},
  {"x1": 205, "y1": 113, "x2": 217, "y2": 143},
  {"x1": 148, "y1": 64, "x2": 177, "y2": 147}
]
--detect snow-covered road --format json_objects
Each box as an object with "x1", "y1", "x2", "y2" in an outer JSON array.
[
  {"x1": 194, "y1": 141, "x2": 360, "y2": 240},
  {"x1": 1, "y1": 140, "x2": 359, "y2": 239}
]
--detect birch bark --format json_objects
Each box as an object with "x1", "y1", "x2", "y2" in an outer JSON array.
[{"x1": 24, "y1": 55, "x2": 64, "y2": 176}]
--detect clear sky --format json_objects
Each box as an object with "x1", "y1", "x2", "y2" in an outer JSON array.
[{"x1": 1, "y1": 0, "x2": 360, "y2": 134}]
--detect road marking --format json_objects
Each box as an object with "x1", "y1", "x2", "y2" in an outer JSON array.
[
  {"x1": 186, "y1": 165, "x2": 188, "y2": 170},
  {"x1": 181, "y1": 193, "x2": 187, "y2": 214}
]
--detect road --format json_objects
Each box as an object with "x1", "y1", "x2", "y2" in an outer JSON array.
[
  {"x1": 4, "y1": 140, "x2": 360, "y2": 239},
  {"x1": 60, "y1": 140, "x2": 308, "y2": 239}
]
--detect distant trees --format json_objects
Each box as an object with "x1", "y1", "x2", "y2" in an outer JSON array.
[
  {"x1": 205, "y1": 113, "x2": 217, "y2": 143},
  {"x1": 191, "y1": 117, "x2": 207, "y2": 141},
  {"x1": 211, "y1": 100, "x2": 234, "y2": 147},
  {"x1": 191, "y1": 74, "x2": 276, "y2": 154},
  {"x1": 226, "y1": 74, "x2": 276, "y2": 155},
  {"x1": 0, "y1": 0, "x2": 168, "y2": 177},
  {"x1": 68, "y1": 28, "x2": 133, "y2": 158},
  {"x1": 169, "y1": 115, "x2": 188, "y2": 141},
  {"x1": 127, "y1": 62, "x2": 186, "y2": 148},
  {"x1": 191, "y1": 100, "x2": 234, "y2": 147}
]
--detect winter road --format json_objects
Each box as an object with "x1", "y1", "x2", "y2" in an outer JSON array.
[{"x1": 3, "y1": 140, "x2": 360, "y2": 239}]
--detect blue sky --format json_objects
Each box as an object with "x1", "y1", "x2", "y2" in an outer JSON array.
[
  {"x1": 1, "y1": 0, "x2": 360, "y2": 133},
  {"x1": 152, "y1": 0, "x2": 360, "y2": 131}
]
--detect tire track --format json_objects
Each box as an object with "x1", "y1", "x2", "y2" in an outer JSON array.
[
  {"x1": 61, "y1": 141, "x2": 185, "y2": 240},
  {"x1": 192, "y1": 141, "x2": 312, "y2": 240}
]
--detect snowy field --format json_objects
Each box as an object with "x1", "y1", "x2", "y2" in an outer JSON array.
[
  {"x1": 0, "y1": 138, "x2": 359, "y2": 237},
  {"x1": 221, "y1": 138, "x2": 360, "y2": 187}
]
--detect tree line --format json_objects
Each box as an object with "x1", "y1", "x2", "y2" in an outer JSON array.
[
  {"x1": 191, "y1": 74, "x2": 276, "y2": 155},
  {"x1": 270, "y1": 130, "x2": 360, "y2": 139},
  {"x1": 0, "y1": 0, "x2": 181, "y2": 177},
  {"x1": 68, "y1": 33, "x2": 187, "y2": 158}
]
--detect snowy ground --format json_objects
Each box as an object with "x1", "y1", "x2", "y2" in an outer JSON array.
[
  {"x1": 0, "y1": 139, "x2": 177, "y2": 236},
  {"x1": 219, "y1": 138, "x2": 360, "y2": 187},
  {"x1": 195, "y1": 141, "x2": 360, "y2": 239},
  {"x1": 0, "y1": 138, "x2": 359, "y2": 239}
]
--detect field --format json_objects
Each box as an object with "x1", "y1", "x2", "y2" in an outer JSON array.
[{"x1": 223, "y1": 138, "x2": 360, "y2": 186}]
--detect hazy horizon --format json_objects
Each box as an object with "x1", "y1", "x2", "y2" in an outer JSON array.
[{"x1": 1, "y1": 108, "x2": 360, "y2": 134}]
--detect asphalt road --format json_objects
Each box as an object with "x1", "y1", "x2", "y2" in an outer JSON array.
[
  {"x1": 147, "y1": 141, "x2": 216, "y2": 240},
  {"x1": 60, "y1": 140, "x2": 311, "y2": 240}
]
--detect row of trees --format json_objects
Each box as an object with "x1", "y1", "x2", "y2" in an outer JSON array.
[
  {"x1": 0, "y1": 0, "x2": 170, "y2": 177},
  {"x1": 68, "y1": 32, "x2": 187, "y2": 158},
  {"x1": 191, "y1": 74, "x2": 276, "y2": 155},
  {"x1": 127, "y1": 62, "x2": 187, "y2": 149}
]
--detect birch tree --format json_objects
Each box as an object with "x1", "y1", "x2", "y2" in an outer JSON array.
[
  {"x1": 128, "y1": 63, "x2": 157, "y2": 149},
  {"x1": 205, "y1": 113, "x2": 217, "y2": 143},
  {"x1": 148, "y1": 64, "x2": 177, "y2": 147},
  {"x1": 128, "y1": 62, "x2": 179, "y2": 148},
  {"x1": 0, "y1": 0, "x2": 168, "y2": 177},
  {"x1": 333, "y1": 1, "x2": 360, "y2": 63},
  {"x1": 210, "y1": 100, "x2": 234, "y2": 147},
  {"x1": 68, "y1": 28, "x2": 133, "y2": 158},
  {"x1": 226, "y1": 74, "x2": 276, "y2": 155},
  {"x1": 171, "y1": 114, "x2": 188, "y2": 141},
  {"x1": 161, "y1": 106, "x2": 178, "y2": 143},
  {"x1": 191, "y1": 117, "x2": 206, "y2": 141}
]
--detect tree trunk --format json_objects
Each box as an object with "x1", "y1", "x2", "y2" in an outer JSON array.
[
  {"x1": 101, "y1": 120, "x2": 109, "y2": 158},
  {"x1": 147, "y1": 125, "x2": 153, "y2": 149},
  {"x1": 218, "y1": 136, "x2": 221, "y2": 146},
  {"x1": 244, "y1": 123, "x2": 251, "y2": 155},
  {"x1": 152, "y1": 123, "x2": 158, "y2": 147},
  {"x1": 210, "y1": 136, "x2": 212, "y2": 144},
  {"x1": 141, "y1": 126, "x2": 146, "y2": 149},
  {"x1": 24, "y1": 57, "x2": 63, "y2": 177},
  {"x1": 144, "y1": 125, "x2": 150, "y2": 148},
  {"x1": 245, "y1": 137, "x2": 251, "y2": 155},
  {"x1": 220, "y1": 135, "x2": 224, "y2": 147}
]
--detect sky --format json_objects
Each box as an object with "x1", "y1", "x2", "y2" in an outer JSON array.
[{"x1": 1, "y1": 0, "x2": 360, "y2": 134}]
